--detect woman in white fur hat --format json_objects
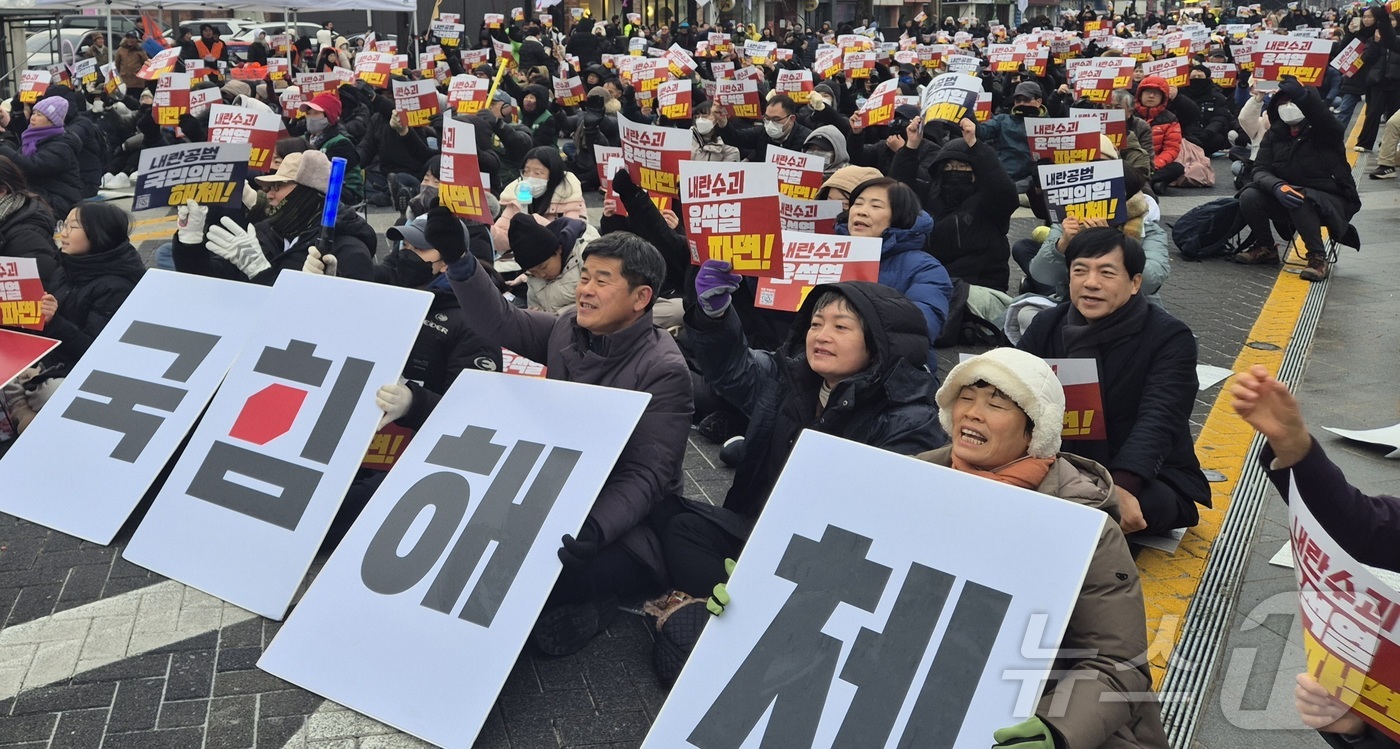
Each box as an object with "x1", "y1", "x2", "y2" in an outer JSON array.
[{"x1": 917, "y1": 347, "x2": 1169, "y2": 749}]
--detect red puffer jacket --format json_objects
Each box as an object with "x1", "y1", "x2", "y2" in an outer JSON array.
[{"x1": 1134, "y1": 76, "x2": 1183, "y2": 170}]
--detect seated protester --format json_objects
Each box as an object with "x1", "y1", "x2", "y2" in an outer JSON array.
[
  {"x1": 1231, "y1": 365, "x2": 1400, "y2": 749},
  {"x1": 518, "y1": 83, "x2": 559, "y2": 148},
  {"x1": 803, "y1": 124, "x2": 851, "y2": 177},
  {"x1": 1180, "y1": 64, "x2": 1238, "y2": 155},
  {"x1": 895, "y1": 116, "x2": 1018, "y2": 293},
  {"x1": 690, "y1": 101, "x2": 740, "y2": 162},
  {"x1": 598, "y1": 166, "x2": 691, "y2": 329},
  {"x1": 795, "y1": 82, "x2": 847, "y2": 134},
  {"x1": 1232, "y1": 76, "x2": 1360, "y2": 281},
  {"x1": 915, "y1": 349, "x2": 1169, "y2": 749},
  {"x1": 173, "y1": 150, "x2": 376, "y2": 284},
  {"x1": 437, "y1": 219, "x2": 692, "y2": 655},
  {"x1": 496, "y1": 146, "x2": 588, "y2": 249},
  {"x1": 569, "y1": 88, "x2": 623, "y2": 188},
  {"x1": 1134, "y1": 76, "x2": 1185, "y2": 194},
  {"x1": 1018, "y1": 138, "x2": 1170, "y2": 304},
  {"x1": 815, "y1": 164, "x2": 883, "y2": 212},
  {"x1": 505, "y1": 212, "x2": 597, "y2": 315},
  {"x1": 0, "y1": 97, "x2": 83, "y2": 221},
  {"x1": 300, "y1": 93, "x2": 365, "y2": 205},
  {"x1": 651, "y1": 275, "x2": 945, "y2": 680},
  {"x1": 712, "y1": 94, "x2": 812, "y2": 162},
  {"x1": 977, "y1": 80, "x2": 1043, "y2": 189},
  {"x1": 0, "y1": 156, "x2": 61, "y2": 288},
  {"x1": 1112, "y1": 88, "x2": 1157, "y2": 169},
  {"x1": 838, "y1": 178, "x2": 954, "y2": 374},
  {"x1": 272, "y1": 135, "x2": 310, "y2": 172},
  {"x1": 846, "y1": 104, "x2": 938, "y2": 175},
  {"x1": 1018, "y1": 227, "x2": 1209, "y2": 537},
  {"x1": 357, "y1": 106, "x2": 436, "y2": 213},
  {"x1": 38, "y1": 203, "x2": 145, "y2": 372}
]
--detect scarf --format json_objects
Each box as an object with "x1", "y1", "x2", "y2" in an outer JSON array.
[
  {"x1": 0, "y1": 193, "x2": 26, "y2": 224},
  {"x1": 266, "y1": 185, "x2": 324, "y2": 239},
  {"x1": 951, "y1": 454, "x2": 1056, "y2": 490},
  {"x1": 1059, "y1": 291, "x2": 1149, "y2": 359},
  {"x1": 21, "y1": 124, "x2": 64, "y2": 157}
]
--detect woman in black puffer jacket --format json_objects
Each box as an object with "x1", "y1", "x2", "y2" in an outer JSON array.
[
  {"x1": 39, "y1": 201, "x2": 145, "y2": 370},
  {"x1": 0, "y1": 156, "x2": 61, "y2": 288}
]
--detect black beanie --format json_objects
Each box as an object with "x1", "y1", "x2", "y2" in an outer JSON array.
[{"x1": 508, "y1": 213, "x2": 561, "y2": 270}]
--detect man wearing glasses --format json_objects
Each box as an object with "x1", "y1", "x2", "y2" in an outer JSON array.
[{"x1": 711, "y1": 94, "x2": 813, "y2": 163}]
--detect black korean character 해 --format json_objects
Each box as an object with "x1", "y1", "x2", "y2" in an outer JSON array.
[{"x1": 187, "y1": 340, "x2": 374, "y2": 531}]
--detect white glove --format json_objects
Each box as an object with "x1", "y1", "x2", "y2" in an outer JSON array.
[
  {"x1": 206, "y1": 216, "x2": 271, "y2": 279},
  {"x1": 242, "y1": 182, "x2": 259, "y2": 211},
  {"x1": 176, "y1": 199, "x2": 208, "y2": 244},
  {"x1": 809, "y1": 93, "x2": 825, "y2": 110},
  {"x1": 91, "y1": 99, "x2": 105, "y2": 114},
  {"x1": 302, "y1": 246, "x2": 338, "y2": 277},
  {"x1": 375, "y1": 383, "x2": 412, "y2": 429}
]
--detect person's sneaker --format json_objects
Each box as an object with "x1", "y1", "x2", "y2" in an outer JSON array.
[
  {"x1": 100, "y1": 172, "x2": 117, "y2": 188},
  {"x1": 1355, "y1": 145, "x2": 1370, "y2": 152},
  {"x1": 391, "y1": 184, "x2": 411, "y2": 214},
  {"x1": 106, "y1": 173, "x2": 131, "y2": 189},
  {"x1": 719, "y1": 436, "x2": 746, "y2": 468},
  {"x1": 531, "y1": 594, "x2": 619, "y2": 656},
  {"x1": 1370, "y1": 165, "x2": 1397, "y2": 179},
  {"x1": 1229, "y1": 243, "x2": 1280, "y2": 266},
  {"x1": 695, "y1": 410, "x2": 747, "y2": 445},
  {"x1": 1299, "y1": 255, "x2": 1331, "y2": 281}
]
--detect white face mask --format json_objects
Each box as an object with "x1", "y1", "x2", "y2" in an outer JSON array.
[
  {"x1": 694, "y1": 118, "x2": 715, "y2": 135},
  {"x1": 524, "y1": 176, "x2": 549, "y2": 195},
  {"x1": 1277, "y1": 102, "x2": 1305, "y2": 125},
  {"x1": 764, "y1": 120, "x2": 787, "y2": 140}
]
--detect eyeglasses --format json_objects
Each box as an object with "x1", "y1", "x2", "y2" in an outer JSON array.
[
  {"x1": 59, "y1": 221, "x2": 82, "y2": 233},
  {"x1": 763, "y1": 113, "x2": 792, "y2": 124}
]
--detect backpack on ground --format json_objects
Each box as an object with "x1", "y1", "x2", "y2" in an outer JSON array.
[{"x1": 1171, "y1": 196, "x2": 1249, "y2": 260}]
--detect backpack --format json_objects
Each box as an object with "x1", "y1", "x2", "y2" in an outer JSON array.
[
  {"x1": 1170, "y1": 137, "x2": 1216, "y2": 188},
  {"x1": 934, "y1": 278, "x2": 1012, "y2": 349},
  {"x1": 1171, "y1": 197, "x2": 1248, "y2": 260}
]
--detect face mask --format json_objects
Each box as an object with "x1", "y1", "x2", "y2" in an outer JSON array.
[
  {"x1": 1277, "y1": 102, "x2": 1305, "y2": 125},
  {"x1": 524, "y1": 176, "x2": 549, "y2": 195},
  {"x1": 940, "y1": 170, "x2": 976, "y2": 204},
  {"x1": 764, "y1": 120, "x2": 787, "y2": 140},
  {"x1": 306, "y1": 116, "x2": 329, "y2": 133},
  {"x1": 694, "y1": 118, "x2": 715, "y2": 135},
  {"x1": 1014, "y1": 105, "x2": 1039, "y2": 117},
  {"x1": 855, "y1": 96, "x2": 868, "y2": 109},
  {"x1": 807, "y1": 149, "x2": 834, "y2": 170},
  {"x1": 393, "y1": 249, "x2": 437, "y2": 287}
]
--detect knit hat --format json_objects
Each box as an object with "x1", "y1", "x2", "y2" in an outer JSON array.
[
  {"x1": 936, "y1": 348, "x2": 1065, "y2": 459},
  {"x1": 818, "y1": 165, "x2": 883, "y2": 198},
  {"x1": 32, "y1": 96, "x2": 68, "y2": 125},
  {"x1": 508, "y1": 212, "x2": 562, "y2": 270},
  {"x1": 301, "y1": 92, "x2": 342, "y2": 124},
  {"x1": 221, "y1": 79, "x2": 251, "y2": 99},
  {"x1": 255, "y1": 150, "x2": 331, "y2": 193},
  {"x1": 813, "y1": 82, "x2": 836, "y2": 101}
]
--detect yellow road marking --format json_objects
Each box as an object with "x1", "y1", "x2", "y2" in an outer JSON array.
[{"x1": 1138, "y1": 108, "x2": 1366, "y2": 688}]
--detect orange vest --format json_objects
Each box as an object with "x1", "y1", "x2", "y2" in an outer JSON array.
[{"x1": 195, "y1": 39, "x2": 224, "y2": 59}]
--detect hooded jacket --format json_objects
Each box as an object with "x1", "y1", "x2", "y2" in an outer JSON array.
[
  {"x1": 44, "y1": 242, "x2": 146, "y2": 369},
  {"x1": 896, "y1": 137, "x2": 1018, "y2": 291},
  {"x1": 917, "y1": 446, "x2": 1170, "y2": 749},
  {"x1": 520, "y1": 84, "x2": 559, "y2": 147},
  {"x1": 1134, "y1": 76, "x2": 1182, "y2": 169},
  {"x1": 0, "y1": 132, "x2": 84, "y2": 221},
  {"x1": 0, "y1": 197, "x2": 61, "y2": 288},
  {"x1": 803, "y1": 124, "x2": 851, "y2": 176},
  {"x1": 975, "y1": 104, "x2": 1038, "y2": 180},
  {"x1": 1252, "y1": 82, "x2": 1361, "y2": 235},
  {"x1": 686, "y1": 281, "x2": 945, "y2": 521},
  {"x1": 837, "y1": 211, "x2": 953, "y2": 373},
  {"x1": 522, "y1": 218, "x2": 596, "y2": 314}
]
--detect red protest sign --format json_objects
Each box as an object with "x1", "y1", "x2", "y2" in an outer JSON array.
[
  {"x1": 447, "y1": 74, "x2": 491, "y2": 115},
  {"x1": 755, "y1": 232, "x2": 882, "y2": 312},
  {"x1": 17, "y1": 71, "x2": 48, "y2": 105},
  {"x1": 0, "y1": 257, "x2": 45, "y2": 331},
  {"x1": 778, "y1": 196, "x2": 844, "y2": 235},
  {"x1": 440, "y1": 118, "x2": 492, "y2": 224},
  {"x1": 1073, "y1": 65, "x2": 1132, "y2": 104},
  {"x1": 137, "y1": 47, "x2": 181, "y2": 80},
  {"x1": 553, "y1": 66, "x2": 587, "y2": 108},
  {"x1": 665, "y1": 44, "x2": 696, "y2": 78},
  {"x1": 501, "y1": 349, "x2": 548, "y2": 378},
  {"x1": 1069, "y1": 108, "x2": 1127, "y2": 151},
  {"x1": 360, "y1": 422, "x2": 414, "y2": 472},
  {"x1": 392, "y1": 79, "x2": 440, "y2": 127},
  {"x1": 154, "y1": 73, "x2": 191, "y2": 127},
  {"x1": 0, "y1": 329, "x2": 57, "y2": 387},
  {"x1": 766, "y1": 147, "x2": 825, "y2": 201},
  {"x1": 207, "y1": 104, "x2": 280, "y2": 170},
  {"x1": 1256, "y1": 35, "x2": 1333, "y2": 87},
  {"x1": 975, "y1": 91, "x2": 993, "y2": 122},
  {"x1": 1025, "y1": 117, "x2": 1101, "y2": 164},
  {"x1": 658, "y1": 79, "x2": 692, "y2": 120},
  {"x1": 1049, "y1": 358, "x2": 1106, "y2": 439},
  {"x1": 986, "y1": 44, "x2": 1023, "y2": 73},
  {"x1": 1332, "y1": 38, "x2": 1365, "y2": 77},
  {"x1": 354, "y1": 51, "x2": 393, "y2": 88},
  {"x1": 1142, "y1": 56, "x2": 1191, "y2": 87},
  {"x1": 1206, "y1": 62, "x2": 1239, "y2": 89},
  {"x1": 776, "y1": 69, "x2": 814, "y2": 104},
  {"x1": 714, "y1": 78, "x2": 762, "y2": 120},
  {"x1": 856, "y1": 78, "x2": 902, "y2": 128},
  {"x1": 619, "y1": 118, "x2": 689, "y2": 197},
  {"x1": 843, "y1": 50, "x2": 876, "y2": 79},
  {"x1": 681, "y1": 162, "x2": 784, "y2": 277}
]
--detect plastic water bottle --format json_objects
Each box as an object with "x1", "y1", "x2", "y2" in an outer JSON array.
[{"x1": 516, "y1": 181, "x2": 534, "y2": 204}]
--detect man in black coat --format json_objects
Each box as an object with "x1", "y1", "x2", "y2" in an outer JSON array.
[
  {"x1": 1018, "y1": 226, "x2": 1210, "y2": 538},
  {"x1": 712, "y1": 94, "x2": 813, "y2": 163}
]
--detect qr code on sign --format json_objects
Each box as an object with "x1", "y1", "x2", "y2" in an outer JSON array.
[
  {"x1": 133, "y1": 194, "x2": 151, "y2": 211},
  {"x1": 759, "y1": 288, "x2": 775, "y2": 306}
]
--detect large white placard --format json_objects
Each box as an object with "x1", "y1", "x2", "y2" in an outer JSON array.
[
  {"x1": 257, "y1": 371, "x2": 651, "y2": 748},
  {"x1": 0, "y1": 271, "x2": 267, "y2": 544},
  {"x1": 643, "y1": 431, "x2": 1107, "y2": 748},
  {"x1": 121, "y1": 273, "x2": 431, "y2": 619}
]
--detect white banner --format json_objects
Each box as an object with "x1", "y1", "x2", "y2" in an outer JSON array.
[
  {"x1": 121, "y1": 273, "x2": 431, "y2": 619},
  {"x1": 258, "y1": 371, "x2": 651, "y2": 748},
  {"x1": 0, "y1": 272, "x2": 266, "y2": 544},
  {"x1": 643, "y1": 431, "x2": 1106, "y2": 748}
]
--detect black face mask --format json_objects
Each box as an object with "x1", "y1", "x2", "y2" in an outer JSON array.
[
  {"x1": 393, "y1": 248, "x2": 437, "y2": 288},
  {"x1": 1188, "y1": 78, "x2": 1212, "y2": 92},
  {"x1": 1014, "y1": 105, "x2": 1039, "y2": 117},
  {"x1": 940, "y1": 170, "x2": 976, "y2": 205}
]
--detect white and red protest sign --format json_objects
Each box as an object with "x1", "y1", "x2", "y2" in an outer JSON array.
[
  {"x1": 354, "y1": 51, "x2": 393, "y2": 88},
  {"x1": 207, "y1": 104, "x2": 281, "y2": 171},
  {"x1": 944, "y1": 54, "x2": 980, "y2": 75},
  {"x1": 390, "y1": 79, "x2": 439, "y2": 127},
  {"x1": 1048, "y1": 358, "x2": 1106, "y2": 439},
  {"x1": 101, "y1": 62, "x2": 120, "y2": 95},
  {"x1": 502, "y1": 348, "x2": 548, "y2": 377},
  {"x1": 1069, "y1": 108, "x2": 1127, "y2": 151},
  {"x1": 657, "y1": 79, "x2": 692, "y2": 120},
  {"x1": 459, "y1": 47, "x2": 490, "y2": 68},
  {"x1": 1026, "y1": 117, "x2": 1101, "y2": 164},
  {"x1": 595, "y1": 148, "x2": 630, "y2": 218},
  {"x1": 137, "y1": 47, "x2": 181, "y2": 80},
  {"x1": 628, "y1": 36, "x2": 647, "y2": 56},
  {"x1": 629, "y1": 57, "x2": 669, "y2": 102},
  {"x1": 1256, "y1": 35, "x2": 1332, "y2": 87},
  {"x1": 0, "y1": 257, "x2": 44, "y2": 331},
  {"x1": 447, "y1": 74, "x2": 491, "y2": 115},
  {"x1": 1163, "y1": 30, "x2": 1191, "y2": 57},
  {"x1": 72, "y1": 57, "x2": 98, "y2": 89},
  {"x1": 766, "y1": 146, "x2": 825, "y2": 201},
  {"x1": 922, "y1": 72, "x2": 981, "y2": 124},
  {"x1": 755, "y1": 232, "x2": 881, "y2": 312},
  {"x1": 295, "y1": 72, "x2": 337, "y2": 97},
  {"x1": 986, "y1": 44, "x2": 1023, "y2": 73},
  {"x1": 1084, "y1": 18, "x2": 1112, "y2": 38},
  {"x1": 714, "y1": 78, "x2": 762, "y2": 120},
  {"x1": 189, "y1": 86, "x2": 221, "y2": 117},
  {"x1": 484, "y1": 12, "x2": 504, "y2": 28},
  {"x1": 916, "y1": 43, "x2": 947, "y2": 69},
  {"x1": 1331, "y1": 37, "x2": 1365, "y2": 78},
  {"x1": 665, "y1": 44, "x2": 696, "y2": 78},
  {"x1": 745, "y1": 40, "x2": 777, "y2": 65},
  {"x1": 1233, "y1": 37, "x2": 1258, "y2": 72},
  {"x1": 154, "y1": 72, "x2": 191, "y2": 127},
  {"x1": 974, "y1": 91, "x2": 994, "y2": 122},
  {"x1": 552, "y1": 67, "x2": 586, "y2": 108},
  {"x1": 439, "y1": 118, "x2": 493, "y2": 224},
  {"x1": 814, "y1": 47, "x2": 842, "y2": 79},
  {"x1": 843, "y1": 50, "x2": 877, "y2": 79},
  {"x1": 17, "y1": 70, "x2": 48, "y2": 105},
  {"x1": 856, "y1": 78, "x2": 902, "y2": 128},
  {"x1": 778, "y1": 196, "x2": 843, "y2": 235},
  {"x1": 681, "y1": 162, "x2": 784, "y2": 277},
  {"x1": 1205, "y1": 62, "x2": 1239, "y2": 89},
  {"x1": 1038, "y1": 160, "x2": 1128, "y2": 226},
  {"x1": 1122, "y1": 38, "x2": 1153, "y2": 62},
  {"x1": 1142, "y1": 56, "x2": 1191, "y2": 88},
  {"x1": 1291, "y1": 488, "x2": 1400, "y2": 745},
  {"x1": 776, "y1": 69, "x2": 814, "y2": 104},
  {"x1": 1072, "y1": 63, "x2": 1136, "y2": 104},
  {"x1": 430, "y1": 19, "x2": 464, "y2": 47},
  {"x1": 619, "y1": 118, "x2": 689, "y2": 197}
]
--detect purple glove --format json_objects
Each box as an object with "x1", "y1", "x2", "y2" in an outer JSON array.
[{"x1": 695, "y1": 259, "x2": 742, "y2": 318}]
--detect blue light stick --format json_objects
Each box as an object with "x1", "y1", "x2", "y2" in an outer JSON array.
[{"x1": 318, "y1": 157, "x2": 348, "y2": 253}]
